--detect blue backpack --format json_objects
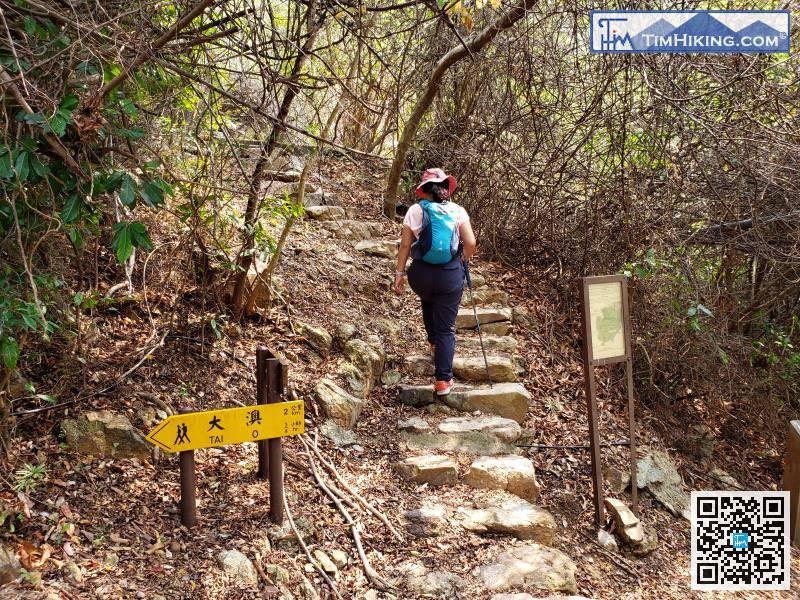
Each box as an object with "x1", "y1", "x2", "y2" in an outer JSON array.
[{"x1": 411, "y1": 200, "x2": 461, "y2": 264}]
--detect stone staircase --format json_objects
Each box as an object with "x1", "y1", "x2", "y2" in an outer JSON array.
[{"x1": 304, "y1": 198, "x2": 581, "y2": 598}]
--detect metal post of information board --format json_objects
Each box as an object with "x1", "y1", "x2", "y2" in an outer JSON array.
[
  {"x1": 579, "y1": 278, "x2": 605, "y2": 527},
  {"x1": 266, "y1": 356, "x2": 285, "y2": 525},
  {"x1": 621, "y1": 280, "x2": 639, "y2": 516},
  {"x1": 178, "y1": 407, "x2": 197, "y2": 528},
  {"x1": 256, "y1": 347, "x2": 269, "y2": 480}
]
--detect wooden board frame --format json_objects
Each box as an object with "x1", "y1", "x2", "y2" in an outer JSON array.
[{"x1": 579, "y1": 275, "x2": 638, "y2": 527}]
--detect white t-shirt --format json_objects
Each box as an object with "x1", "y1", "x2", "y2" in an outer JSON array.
[{"x1": 403, "y1": 201, "x2": 470, "y2": 243}]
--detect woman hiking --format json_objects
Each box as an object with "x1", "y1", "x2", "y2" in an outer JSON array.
[{"x1": 393, "y1": 168, "x2": 477, "y2": 396}]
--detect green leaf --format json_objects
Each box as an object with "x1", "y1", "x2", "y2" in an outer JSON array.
[
  {"x1": 61, "y1": 194, "x2": 82, "y2": 223},
  {"x1": 43, "y1": 114, "x2": 67, "y2": 137},
  {"x1": 14, "y1": 152, "x2": 29, "y2": 181},
  {"x1": 119, "y1": 174, "x2": 136, "y2": 207},
  {"x1": 139, "y1": 180, "x2": 164, "y2": 207},
  {"x1": 686, "y1": 307, "x2": 697, "y2": 317},
  {"x1": 115, "y1": 127, "x2": 144, "y2": 140},
  {"x1": 60, "y1": 94, "x2": 79, "y2": 111},
  {"x1": 129, "y1": 221, "x2": 153, "y2": 251},
  {"x1": 23, "y1": 16, "x2": 37, "y2": 36},
  {"x1": 29, "y1": 153, "x2": 48, "y2": 177},
  {"x1": 142, "y1": 159, "x2": 160, "y2": 171},
  {"x1": 698, "y1": 304, "x2": 713, "y2": 317},
  {"x1": 111, "y1": 222, "x2": 133, "y2": 263},
  {"x1": 119, "y1": 98, "x2": 137, "y2": 116},
  {"x1": 0, "y1": 149, "x2": 14, "y2": 178},
  {"x1": 1, "y1": 336, "x2": 19, "y2": 370},
  {"x1": 22, "y1": 314, "x2": 37, "y2": 330}
]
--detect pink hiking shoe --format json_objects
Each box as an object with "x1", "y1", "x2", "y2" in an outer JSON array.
[{"x1": 434, "y1": 379, "x2": 454, "y2": 396}]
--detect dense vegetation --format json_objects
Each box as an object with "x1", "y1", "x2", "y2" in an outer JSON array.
[{"x1": 1, "y1": 0, "x2": 798, "y2": 454}]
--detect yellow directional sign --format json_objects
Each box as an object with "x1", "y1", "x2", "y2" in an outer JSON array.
[{"x1": 146, "y1": 401, "x2": 304, "y2": 452}]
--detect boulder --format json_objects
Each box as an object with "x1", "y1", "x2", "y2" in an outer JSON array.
[
  {"x1": 313, "y1": 380, "x2": 365, "y2": 429},
  {"x1": 380, "y1": 370, "x2": 401, "y2": 386},
  {"x1": 474, "y1": 544, "x2": 577, "y2": 594},
  {"x1": 604, "y1": 498, "x2": 644, "y2": 545},
  {"x1": 461, "y1": 288, "x2": 510, "y2": 307},
  {"x1": 355, "y1": 239, "x2": 397, "y2": 259},
  {"x1": 604, "y1": 465, "x2": 631, "y2": 494},
  {"x1": 464, "y1": 455, "x2": 540, "y2": 501},
  {"x1": 313, "y1": 549, "x2": 337, "y2": 574},
  {"x1": 462, "y1": 500, "x2": 556, "y2": 544},
  {"x1": 304, "y1": 190, "x2": 340, "y2": 207},
  {"x1": 393, "y1": 455, "x2": 458, "y2": 486},
  {"x1": 295, "y1": 321, "x2": 333, "y2": 354},
  {"x1": 476, "y1": 322, "x2": 514, "y2": 336},
  {"x1": 403, "y1": 355, "x2": 433, "y2": 377},
  {"x1": 333, "y1": 323, "x2": 357, "y2": 348},
  {"x1": 438, "y1": 415, "x2": 522, "y2": 443},
  {"x1": 330, "y1": 550, "x2": 348, "y2": 569},
  {"x1": 637, "y1": 447, "x2": 690, "y2": 519},
  {"x1": 708, "y1": 467, "x2": 741, "y2": 490},
  {"x1": 0, "y1": 545, "x2": 20, "y2": 586},
  {"x1": 319, "y1": 419, "x2": 358, "y2": 447},
  {"x1": 398, "y1": 416, "x2": 431, "y2": 433},
  {"x1": 456, "y1": 307, "x2": 512, "y2": 330},
  {"x1": 459, "y1": 334, "x2": 519, "y2": 353},
  {"x1": 375, "y1": 317, "x2": 403, "y2": 344},
  {"x1": 403, "y1": 505, "x2": 447, "y2": 537},
  {"x1": 323, "y1": 220, "x2": 382, "y2": 241},
  {"x1": 399, "y1": 382, "x2": 531, "y2": 422},
  {"x1": 453, "y1": 355, "x2": 517, "y2": 383},
  {"x1": 305, "y1": 205, "x2": 345, "y2": 220},
  {"x1": 403, "y1": 431, "x2": 516, "y2": 456},
  {"x1": 216, "y1": 549, "x2": 258, "y2": 588},
  {"x1": 61, "y1": 411, "x2": 150, "y2": 459},
  {"x1": 511, "y1": 306, "x2": 537, "y2": 328},
  {"x1": 340, "y1": 338, "x2": 385, "y2": 397},
  {"x1": 397, "y1": 563, "x2": 466, "y2": 598}
]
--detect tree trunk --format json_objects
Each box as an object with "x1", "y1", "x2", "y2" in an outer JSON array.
[
  {"x1": 231, "y1": 0, "x2": 321, "y2": 318},
  {"x1": 383, "y1": 0, "x2": 537, "y2": 218}
]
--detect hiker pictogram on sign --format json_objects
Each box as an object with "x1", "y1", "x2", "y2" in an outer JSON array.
[{"x1": 145, "y1": 401, "x2": 304, "y2": 452}]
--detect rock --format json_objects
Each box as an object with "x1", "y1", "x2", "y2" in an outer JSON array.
[
  {"x1": 0, "y1": 545, "x2": 20, "y2": 585},
  {"x1": 682, "y1": 423, "x2": 717, "y2": 462},
  {"x1": 393, "y1": 455, "x2": 458, "y2": 486},
  {"x1": 403, "y1": 355, "x2": 433, "y2": 377},
  {"x1": 268, "y1": 518, "x2": 316, "y2": 551},
  {"x1": 265, "y1": 564, "x2": 290, "y2": 584},
  {"x1": 216, "y1": 549, "x2": 258, "y2": 587},
  {"x1": 403, "y1": 431, "x2": 516, "y2": 455},
  {"x1": 304, "y1": 190, "x2": 340, "y2": 208},
  {"x1": 313, "y1": 380, "x2": 365, "y2": 429},
  {"x1": 453, "y1": 355, "x2": 517, "y2": 383},
  {"x1": 490, "y1": 596, "x2": 590, "y2": 600},
  {"x1": 470, "y1": 273, "x2": 487, "y2": 287},
  {"x1": 319, "y1": 419, "x2": 358, "y2": 447},
  {"x1": 462, "y1": 500, "x2": 556, "y2": 543},
  {"x1": 464, "y1": 455, "x2": 540, "y2": 501},
  {"x1": 461, "y1": 288, "x2": 510, "y2": 307},
  {"x1": 299, "y1": 576, "x2": 320, "y2": 599},
  {"x1": 459, "y1": 334, "x2": 519, "y2": 353},
  {"x1": 404, "y1": 505, "x2": 447, "y2": 537},
  {"x1": 631, "y1": 525, "x2": 659, "y2": 557},
  {"x1": 322, "y1": 220, "x2": 382, "y2": 241},
  {"x1": 65, "y1": 560, "x2": 83, "y2": 583},
  {"x1": 135, "y1": 405, "x2": 158, "y2": 429},
  {"x1": 708, "y1": 466, "x2": 741, "y2": 490},
  {"x1": 398, "y1": 416, "x2": 431, "y2": 433},
  {"x1": 398, "y1": 563, "x2": 466, "y2": 598},
  {"x1": 474, "y1": 544, "x2": 577, "y2": 594},
  {"x1": 400, "y1": 383, "x2": 530, "y2": 422},
  {"x1": 329, "y1": 550, "x2": 348, "y2": 569},
  {"x1": 604, "y1": 465, "x2": 631, "y2": 494},
  {"x1": 477, "y1": 322, "x2": 514, "y2": 336},
  {"x1": 295, "y1": 321, "x2": 333, "y2": 354},
  {"x1": 61, "y1": 411, "x2": 150, "y2": 459},
  {"x1": 380, "y1": 370, "x2": 401, "y2": 386},
  {"x1": 355, "y1": 239, "x2": 397, "y2": 258},
  {"x1": 305, "y1": 205, "x2": 345, "y2": 220},
  {"x1": 340, "y1": 338, "x2": 384, "y2": 397},
  {"x1": 511, "y1": 306, "x2": 537, "y2": 328},
  {"x1": 604, "y1": 498, "x2": 644, "y2": 545},
  {"x1": 375, "y1": 317, "x2": 403, "y2": 344},
  {"x1": 333, "y1": 323, "x2": 357, "y2": 348},
  {"x1": 597, "y1": 529, "x2": 619, "y2": 552},
  {"x1": 637, "y1": 447, "x2": 690, "y2": 519},
  {"x1": 456, "y1": 307, "x2": 512, "y2": 329},
  {"x1": 438, "y1": 415, "x2": 522, "y2": 443},
  {"x1": 313, "y1": 549, "x2": 337, "y2": 574}
]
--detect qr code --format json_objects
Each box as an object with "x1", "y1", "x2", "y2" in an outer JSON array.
[{"x1": 691, "y1": 491, "x2": 790, "y2": 590}]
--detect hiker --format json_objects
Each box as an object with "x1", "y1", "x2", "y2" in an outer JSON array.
[{"x1": 393, "y1": 168, "x2": 476, "y2": 396}]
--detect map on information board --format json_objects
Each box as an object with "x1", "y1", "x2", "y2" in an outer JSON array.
[{"x1": 587, "y1": 281, "x2": 625, "y2": 360}]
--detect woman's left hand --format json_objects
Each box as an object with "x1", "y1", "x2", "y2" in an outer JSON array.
[{"x1": 393, "y1": 275, "x2": 405, "y2": 294}]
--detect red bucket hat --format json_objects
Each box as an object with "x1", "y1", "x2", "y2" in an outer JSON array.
[{"x1": 415, "y1": 168, "x2": 457, "y2": 199}]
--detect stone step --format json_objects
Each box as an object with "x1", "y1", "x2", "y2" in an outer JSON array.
[
  {"x1": 460, "y1": 288, "x2": 509, "y2": 307},
  {"x1": 402, "y1": 430, "x2": 516, "y2": 456},
  {"x1": 306, "y1": 205, "x2": 345, "y2": 220},
  {"x1": 354, "y1": 239, "x2": 397, "y2": 259},
  {"x1": 403, "y1": 354, "x2": 517, "y2": 383},
  {"x1": 464, "y1": 455, "x2": 540, "y2": 501},
  {"x1": 437, "y1": 415, "x2": 521, "y2": 443},
  {"x1": 399, "y1": 382, "x2": 531, "y2": 423},
  {"x1": 474, "y1": 544, "x2": 578, "y2": 595},
  {"x1": 460, "y1": 321, "x2": 514, "y2": 336},
  {"x1": 321, "y1": 220, "x2": 383, "y2": 241},
  {"x1": 392, "y1": 455, "x2": 457, "y2": 486},
  {"x1": 455, "y1": 307, "x2": 511, "y2": 330},
  {"x1": 461, "y1": 499, "x2": 556, "y2": 544},
  {"x1": 458, "y1": 334, "x2": 518, "y2": 353}
]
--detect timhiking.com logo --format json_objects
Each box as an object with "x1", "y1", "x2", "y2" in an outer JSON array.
[{"x1": 590, "y1": 10, "x2": 790, "y2": 54}]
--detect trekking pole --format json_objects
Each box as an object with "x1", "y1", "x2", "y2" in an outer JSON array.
[{"x1": 463, "y1": 260, "x2": 492, "y2": 388}]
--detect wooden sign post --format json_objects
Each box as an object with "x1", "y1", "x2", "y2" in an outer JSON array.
[
  {"x1": 146, "y1": 348, "x2": 302, "y2": 528},
  {"x1": 782, "y1": 420, "x2": 800, "y2": 547},
  {"x1": 579, "y1": 275, "x2": 638, "y2": 527}
]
